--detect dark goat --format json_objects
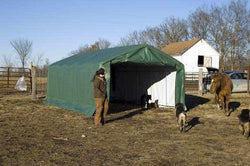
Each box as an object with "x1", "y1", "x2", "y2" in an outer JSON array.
[{"x1": 238, "y1": 109, "x2": 249, "y2": 139}]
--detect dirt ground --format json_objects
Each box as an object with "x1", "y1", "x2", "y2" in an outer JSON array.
[{"x1": 0, "y1": 92, "x2": 249, "y2": 166}]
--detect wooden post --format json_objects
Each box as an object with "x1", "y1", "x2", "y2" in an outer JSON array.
[
  {"x1": 247, "y1": 66, "x2": 250, "y2": 94},
  {"x1": 29, "y1": 62, "x2": 33, "y2": 93},
  {"x1": 29, "y1": 69, "x2": 32, "y2": 93},
  {"x1": 7, "y1": 67, "x2": 10, "y2": 88},
  {"x1": 198, "y1": 69, "x2": 203, "y2": 95},
  {"x1": 31, "y1": 66, "x2": 37, "y2": 99},
  {"x1": 7, "y1": 67, "x2": 10, "y2": 93}
]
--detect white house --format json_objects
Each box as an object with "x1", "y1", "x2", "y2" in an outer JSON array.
[{"x1": 161, "y1": 38, "x2": 220, "y2": 73}]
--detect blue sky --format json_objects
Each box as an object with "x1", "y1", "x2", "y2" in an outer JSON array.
[{"x1": 0, "y1": 0, "x2": 240, "y2": 66}]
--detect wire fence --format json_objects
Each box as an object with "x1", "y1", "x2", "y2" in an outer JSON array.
[
  {"x1": 0, "y1": 66, "x2": 48, "y2": 97},
  {"x1": 0, "y1": 67, "x2": 31, "y2": 94},
  {"x1": 36, "y1": 68, "x2": 48, "y2": 97}
]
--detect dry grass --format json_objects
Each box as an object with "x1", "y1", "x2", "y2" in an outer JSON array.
[{"x1": 0, "y1": 92, "x2": 249, "y2": 166}]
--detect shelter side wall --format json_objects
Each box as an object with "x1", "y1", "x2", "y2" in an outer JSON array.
[{"x1": 46, "y1": 65, "x2": 98, "y2": 116}]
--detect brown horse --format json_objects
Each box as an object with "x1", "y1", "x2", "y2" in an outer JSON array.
[{"x1": 210, "y1": 73, "x2": 233, "y2": 116}]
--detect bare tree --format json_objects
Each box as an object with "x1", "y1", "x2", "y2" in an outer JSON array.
[
  {"x1": 70, "y1": 39, "x2": 111, "y2": 56},
  {"x1": 70, "y1": 44, "x2": 89, "y2": 56},
  {"x1": 160, "y1": 17, "x2": 189, "y2": 45},
  {"x1": 10, "y1": 39, "x2": 32, "y2": 69},
  {"x1": 206, "y1": 5, "x2": 229, "y2": 70},
  {"x1": 70, "y1": 43, "x2": 99, "y2": 56},
  {"x1": 188, "y1": 8, "x2": 210, "y2": 40},
  {"x1": 98, "y1": 38, "x2": 111, "y2": 49},
  {"x1": 2, "y1": 54, "x2": 16, "y2": 67},
  {"x1": 119, "y1": 27, "x2": 164, "y2": 49},
  {"x1": 225, "y1": 0, "x2": 249, "y2": 70},
  {"x1": 119, "y1": 17, "x2": 189, "y2": 48},
  {"x1": 119, "y1": 30, "x2": 143, "y2": 46},
  {"x1": 32, "y1": 53, "x2": 44, "y2": 68},
  {"x1": 140, "y1": 27, "x2": 165, "y2": 49},
  {"x1": 118, "y1": 0, "x2": 249, "y2": 71},
  {"x1": 42, "y1": 58, "x2": 50, "y2": 74},
  {"x1": 206, "y1": 0, "x2": 249, "y2": 70}
]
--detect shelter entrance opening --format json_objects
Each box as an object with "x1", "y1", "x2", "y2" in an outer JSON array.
[{"x1": 110, "y1": 63, "x2": 176, "y2": 107}]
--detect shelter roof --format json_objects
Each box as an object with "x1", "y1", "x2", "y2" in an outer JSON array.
[
  {"x1": 51, "y1": 44, "x2": 183, "y2": 70},
  {"x1": 52, "y1": 45, "x2": 145, "y2": 66}
]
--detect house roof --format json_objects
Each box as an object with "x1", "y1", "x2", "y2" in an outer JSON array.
[{"x1": 161, "y1": 38, "x2": 201, "y2": 56}]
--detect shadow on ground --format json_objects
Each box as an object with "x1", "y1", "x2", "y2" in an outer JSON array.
[
  {"x1": 106, "y1": 94, "x2": 211, "y2": 123},
  {"x1": 106, "y1": 108, "x2": 147, "y2": 124},
  {"x1": 105, "y1": 102, "x2": 148, "y2": 123},
  {"x1": 185, "y1": 117, "x2": 204, "y2": 132},
  {"x1": 185, "y1": 94, "x2": 210, "y2": 110},
  {"x1": 108, "y1": 102, "x2": 141, "y2": 114},
  {"x1": 227, "y1": 101, "x2": 241, "y2": 116}
]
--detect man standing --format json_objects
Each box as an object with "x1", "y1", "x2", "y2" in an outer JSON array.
[{"x1": 93, "y1": 68, "x2": 109, "y2": 125}]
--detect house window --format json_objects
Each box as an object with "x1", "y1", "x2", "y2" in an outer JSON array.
[{"x1": 198, "y1": 55, "x2": 204, "y2": 67}]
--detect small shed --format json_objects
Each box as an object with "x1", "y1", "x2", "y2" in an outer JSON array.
[
  {"x1": 45, "y1": 45, "x2": 185, "y2": 116},
  {"x1": 161, "y1": 38, "x2": 220, "y2": 73}
]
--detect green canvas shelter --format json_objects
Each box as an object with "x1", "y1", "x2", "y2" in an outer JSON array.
[{"x1": 45, "y1": 44, "x2": 185, "y2": 116}]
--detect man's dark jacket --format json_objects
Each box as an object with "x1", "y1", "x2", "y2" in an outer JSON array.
[{"x1": 93, "y1": 75, "x2": 107, "y2": 98}]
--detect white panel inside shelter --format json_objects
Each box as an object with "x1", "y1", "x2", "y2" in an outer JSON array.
[{"x1": 147, "y1": 71, "x2": 176, "y2": 107}]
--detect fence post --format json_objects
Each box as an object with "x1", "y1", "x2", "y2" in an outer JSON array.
[
  {"x1": 7, "y1": 67, "x2": 10, "y2": 88},
  {"x1": 32, "y1": 66, "x2": 37, "y2": 99},
  {"x1": 247, "y1": 66, "x2": 250, "y2": 94},
  {"x1": 29, "y1": 69, "x2": 32, "y2": 93},
  {"x1": 198, "y1": 69, "x2": 203, "y2": 95}
]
